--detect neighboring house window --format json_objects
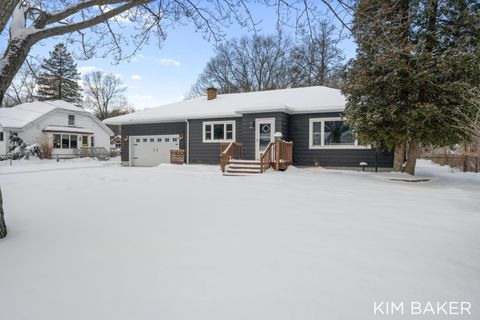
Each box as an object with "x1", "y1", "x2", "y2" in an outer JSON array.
[
  {"x1": 309, "y1": 118, "x2": 366, "y2": 149},
  {"x1": 90, "y1": 136, "x2": 94, "y2": 147},
  {"x1": 115, "y1": 141, "x2": 121, "y2": 148},
  {"x1": 61, "y1": 134, "x2": 70, "y2": 148},
  {"x1": 59, "y1": 134, "x2": 80, "y2": 149},
  {"x1": 203, "y1": 121, "x2": 235, "y2": 142},
  {"x1": 0, "y1": 132, "x2": 3, "y2": 142},
  {"x1": 70, "y1": 135, "x2": 78, "y2": 148},
  {"x1": 53, "y1": 134, "x2": 61, "y2": 148},
  {"x1": 68, "y1": 115, "x2": 75, "y2": 125}
]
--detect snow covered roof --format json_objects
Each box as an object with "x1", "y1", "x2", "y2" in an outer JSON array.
[
  {"x1": 104, "y1": 86, "x2": 346, "y2": 125},
  {"x1": 43, "y1": 125, "x2": 93, "y2": 134},
  {"x1": 0, "y1": 100, "x2": 84, "y2": 129}
]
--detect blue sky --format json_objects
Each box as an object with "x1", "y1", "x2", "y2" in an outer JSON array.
[{"x1": 8, "y1": 2, "x2": 356, "y2": 110}]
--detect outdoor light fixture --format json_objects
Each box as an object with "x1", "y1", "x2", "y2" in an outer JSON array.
[
  {"x1": 274, "y1": 132, "x2": 283, "y2": 141},
  {"x1": 360, "y1": 161, "x2": 368, "y2": 172}
]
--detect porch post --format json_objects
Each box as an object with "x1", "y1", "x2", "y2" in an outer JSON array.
[{"x1": 275, "y1": 141, "x2": 280, "y2": 171}]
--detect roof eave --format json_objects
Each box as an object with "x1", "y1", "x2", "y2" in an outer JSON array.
[
  {"x1": 290, "y1": 107, "x2": 345, "y2": 114},
  {"x1": 104, "y1": 113, "x2": 242, "y2": 126}
]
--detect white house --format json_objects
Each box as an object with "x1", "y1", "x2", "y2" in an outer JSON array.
[{"x1": 0, "y1": 100, "x2": 114, "y2": 157}]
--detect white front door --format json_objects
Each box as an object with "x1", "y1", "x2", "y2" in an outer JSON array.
[
  {"x1": 255, "y1": 118, "x2": 275, "y2": 160},
  {"x1": 131, "y1": 134, "x2": 180, "y2": 167}
]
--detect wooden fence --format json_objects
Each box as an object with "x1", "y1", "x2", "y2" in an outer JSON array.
[{"x1": 420, "y1": 155, "x2": 479, "y2": 173}]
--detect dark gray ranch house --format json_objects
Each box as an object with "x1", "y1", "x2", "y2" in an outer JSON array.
[{"x1": 104, "y1": 86, "x2": 393, "y2": 170}]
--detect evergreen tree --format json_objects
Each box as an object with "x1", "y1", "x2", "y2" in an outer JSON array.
[
  {"x1": 37, "y1": 43, "x2": 82, "y2": 103},
  {"x1": 342, "y1": 0, "x2": 480, "y2": 175}
]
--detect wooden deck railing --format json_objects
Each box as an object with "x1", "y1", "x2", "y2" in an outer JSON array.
[
  {"x1": 220, "y1": 142, "x2": 243, "y2": 172},
  {"x1": 274, "y1": 140, "x2": 293, "y2": 170},
  {"x1": 260, "y1": 140, "x2": 293, "y2": 172},
  {"x1": 220, "y1": 140, "x2": 293, "y2": 173},
  {"x1": 260, "y1": 142, "x2": 274, "y2": 172}
]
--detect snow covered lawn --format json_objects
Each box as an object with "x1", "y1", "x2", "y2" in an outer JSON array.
[{"x1": 0, "y1": 159, "x2": 479, "y2": 320}]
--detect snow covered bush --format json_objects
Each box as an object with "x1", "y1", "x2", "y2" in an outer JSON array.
[{"x1": 8, "y1": 133, "x2": 42, "y2": 160}]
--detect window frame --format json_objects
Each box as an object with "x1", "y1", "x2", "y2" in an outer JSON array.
[
  {"x1": 61, "y1": 134, "x2": 70, "y2": 149},
  {"x1": 202, "y1": 120, "x2": 236, "y2": 143},
  {"x1": 68, "y1": 115, "x2": 75, "y2": 126},
  {"x1": 70, "y1": 135, "x2": 78, "y2": 148},
  {"x1": 308, "y1": 117, "x2": 369, "y2": 150}
]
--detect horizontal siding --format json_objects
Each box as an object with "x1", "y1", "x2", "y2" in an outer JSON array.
[
  {"x1": 121, "y1": 122, "x2": 186, "y2": 162},
  {"x1": 240, "y1": 112, "x2": 290, "y2": 160},
  {"x1": 189, "y1": 117, "x2": 242, "y2": 164},
  {"x1": 290, "y1": 113, "x2": 393, "y2": 167}
]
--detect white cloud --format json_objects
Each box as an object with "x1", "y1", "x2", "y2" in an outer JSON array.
[
  {"x1": 78, "y1": 66, "x2": 98, "y2": 74},
  {"x1": 158, "y1": 58, "x2": 181, "y2": 67},
  {"x1": 131, "y1": 74, "x2": 142, "y2": 80}
]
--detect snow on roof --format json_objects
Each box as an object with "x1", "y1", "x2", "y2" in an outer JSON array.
[
  {"x1": 43, "y1": 125, "x2": 93, "y2": 134},
  {"x1": 0, "y1": 100, "x2": 84, "y2": 129},
  {"x1": 104, "y1": 86, "x2": 346, "y2": 125}
]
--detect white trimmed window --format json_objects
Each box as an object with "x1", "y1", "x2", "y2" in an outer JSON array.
[
  {"x1": 203, "y1": 121, "x2": 236, "y2": 143},
  {"x1": 309, "y1": 117, "x2": 368, "y2": 149},
  {"x1": 53, "y1": 133, "x2": 80, "y2": 149}
]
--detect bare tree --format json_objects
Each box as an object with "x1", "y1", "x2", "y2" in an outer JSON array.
[
  {"x1": 0, "y1": 0, "x2": 18, "y2": 33},
  {"x1": 0, "y1": 187, "x2": 6, "y2": 239},
  {"x1": 451, "y1": 88, "x2": 480, "y2": 153},
  {"x1": 0, "y1": 0, "x2": 263, "y2": 105},
  {"x1": 83, "y1": 71, "x2": 131, "y2": 120},
  {"x1": 189, "y1": 25, "x2": 344, "y2": 97},
  {"x1": 289, "y1": 20, "x2": 345, "y2": 88},
  {"x1": 0, "y1": 0, "x2": 355, "y2": 105},
  {"x1": 2, "y1": 57, "x2": 39, "y2": 107}
]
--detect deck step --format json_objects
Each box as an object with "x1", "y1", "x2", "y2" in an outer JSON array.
[
  {"x1": 223, "y1": 159, "x2": 264, "y2": 176},
  {"x1": 229, "y1": 159, "x2": 261, "y2": 164},
  {"x1": 226, "y1": 168, "x2": 262, "y2": 174},
  {"x1": 223, "y1": 172, "x2": 253, "y2": 176},
  {"x1": 227, "y1": 164, "x2": 262, "y2": 170}
]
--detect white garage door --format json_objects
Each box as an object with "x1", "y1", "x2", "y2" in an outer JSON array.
[{"x1": 131, "y1": 135, "x2": 180, "y2": 167}]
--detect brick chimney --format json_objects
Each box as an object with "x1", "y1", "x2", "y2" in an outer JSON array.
[{"x1": 207, "y1": 87, "x2": 217, "y2": 101}]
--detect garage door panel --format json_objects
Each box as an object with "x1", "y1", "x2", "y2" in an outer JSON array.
[{"x1": 132, "y1": 135, "x2": 180, "y2": 167}]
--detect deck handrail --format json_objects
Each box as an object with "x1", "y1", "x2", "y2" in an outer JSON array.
[
  {"x1": 259, "y1": 141, "x2": 275, "y2": 173},
  {"x1": 260, "y1": 140, "x2": 293, "y2": 172},
  {"x1": 274, "y1": 140, "x2": 293, "y2": 170},
  {"x1": 220, "y1": 142, "x2": 243, "y2": 172}
]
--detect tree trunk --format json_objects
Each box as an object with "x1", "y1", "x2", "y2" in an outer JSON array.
[
  {"x1": 405, "y1": 142, "x2": 420, "y2": 175},
  {"x1": 0, "y1": 0, "x2": 19, "y2": 34},
  {"x1": 0, "y1": 36, "x2": 34, "y2": 104},
  {"x1": 393, "y1": 142, "x2": 407, "y2": 171},
  {"x1": 0, "y1": 187, "x2": 7, "y2": 239}
]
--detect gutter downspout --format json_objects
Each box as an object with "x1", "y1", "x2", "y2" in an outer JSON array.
[{"x1": 185, "y1": 119, "x2": 190, "y2": 164}]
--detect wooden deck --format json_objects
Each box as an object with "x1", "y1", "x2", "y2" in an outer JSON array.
[{"x1": 220, "y1": 141, "x2": 293, "y2": 175}]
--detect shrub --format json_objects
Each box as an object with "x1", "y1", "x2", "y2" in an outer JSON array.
[{"x1": 37, "y1": 134, "x2": 53, "y2": 159}]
